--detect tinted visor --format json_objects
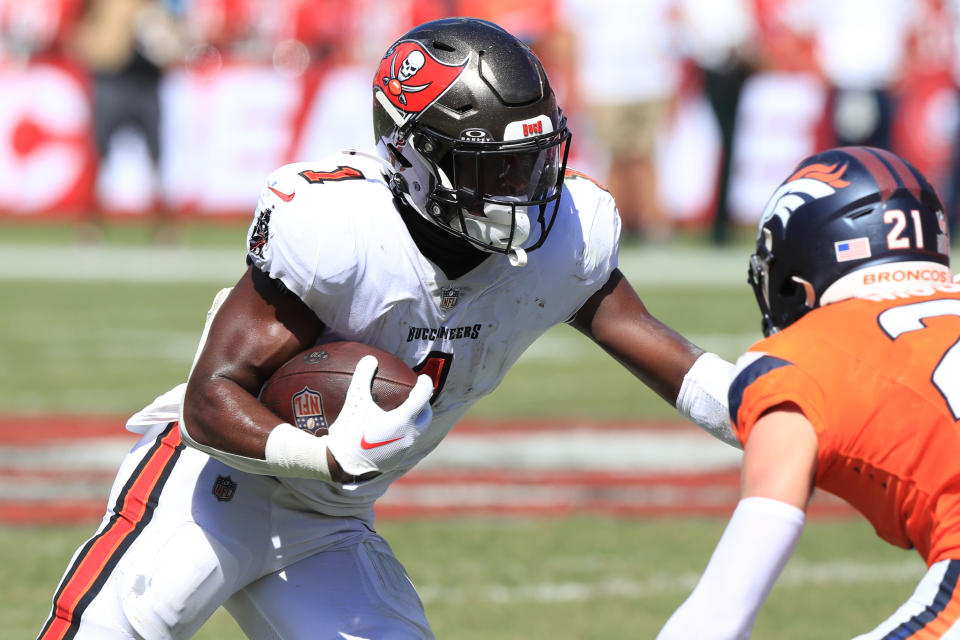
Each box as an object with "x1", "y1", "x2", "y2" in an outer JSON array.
[{"x1": 452, "y1": 135, "x2": 565, "y2": 214}]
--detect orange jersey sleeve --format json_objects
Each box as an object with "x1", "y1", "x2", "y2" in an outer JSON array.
[{"x1": 729, "y1": 286, "x2": 960, "y2": 565}]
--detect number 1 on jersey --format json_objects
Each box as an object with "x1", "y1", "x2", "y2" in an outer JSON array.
[{"x1": 413, "y1": 351, "x2": 452, "y2": 403}]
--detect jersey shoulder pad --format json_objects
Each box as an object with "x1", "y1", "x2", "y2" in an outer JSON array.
[
  {"x1": 728, "y1": 347, "x2": 826, "y2": 445},
  {"x1": 267, "y1": 151, "x2": 387, "y2": 198},
  {"x1": 246, "y1": 154, "x2": 390, "y2": 302},
  {"x1": 553, "y1": 166, "x2": 620, "y2": 281},
  {"x1": 564, "y1": 168, "x2": 610, "y2": 193}
]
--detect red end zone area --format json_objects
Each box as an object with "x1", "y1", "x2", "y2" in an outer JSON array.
[{"x1": 0, "y1": 416, "x2": 856, "y2": 525}]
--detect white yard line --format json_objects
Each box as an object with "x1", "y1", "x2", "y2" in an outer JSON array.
[
  {"x1": 0, "y1": 244, "x2": 748, "y2": 286},
  {"x1": 0, "y1": 244, "x2": 243, "y2": 283},
  {"x1": 419, "y1": 429, "x2": 741, "y2": 472},
  {"x1": 415, "y1": 558, "x2": 925, "y2": 604},
  {"x1": 0, "y1": 428, "x2": 739, "y2": 475},
  {"x1": 520, "y1": 328, "x2": 759, "y2": 363}
]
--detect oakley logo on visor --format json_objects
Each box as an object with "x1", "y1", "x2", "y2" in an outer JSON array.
[{"x1": 460, "y1": 128, "x2": 494, "y2": 142}]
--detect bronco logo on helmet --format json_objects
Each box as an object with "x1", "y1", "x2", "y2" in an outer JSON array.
[
  {"x1": 759, "y1": 162, "x2": 851, "y2": 231},
  {"x1": 374, "y1": 41, "x2": 467, "y2": 125}
]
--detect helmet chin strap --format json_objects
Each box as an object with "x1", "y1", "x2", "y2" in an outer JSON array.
[
  {"x1": 508, "y1": 247, "x2": 527, "y2": 267},
  {"x1": 792, "y1": 276, "x2": 816, "y2": 309},
  {"x1": 451, "y1": 200, "x2": 532, "y2": 267}
]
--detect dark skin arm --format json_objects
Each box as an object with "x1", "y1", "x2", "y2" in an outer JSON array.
[
  {"x1": 569, "y1": 268, "x2": 703, "y2": 405},
  {"x1": 182, "y1": 266, "x2": 353, "y2": 482},
  {"x1": 186, "y1": 266, "x2": 697, "y2": 481}
]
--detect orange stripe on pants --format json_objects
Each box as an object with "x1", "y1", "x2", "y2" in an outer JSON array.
[{"x1": 37, "y1": 424, "x2": 183, "y2": 640}]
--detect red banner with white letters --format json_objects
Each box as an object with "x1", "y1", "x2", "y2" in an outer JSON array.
[
  {"x1": 0, "y1": 60, "x2": 97, "y2": 217},
  {"x1": 0, "y1": 59, "x2": 372, "y2": 219}
]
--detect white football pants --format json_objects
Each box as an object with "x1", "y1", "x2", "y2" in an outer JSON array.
[
  {"x1": 853, "y1": 558, "x2": 960, "y2": 639},
  {"x1": 37, "y1": 422, "x2": 433, "y2": 640}
]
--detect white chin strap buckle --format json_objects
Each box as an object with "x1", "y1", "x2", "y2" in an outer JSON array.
[{"x1": 508, "y1": 247, "x2": 528, "y2": 267}]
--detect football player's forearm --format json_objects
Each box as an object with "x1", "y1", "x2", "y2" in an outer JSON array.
[
  {"x1": 181, "y1": 375, "x2": 273, "y2": 458},
  {"x1": 657, "y1": 497, "x2": 804, "y2": 639},
  {"x1": 179, "y1": 377, "x2": 346, "y2": 481},
  {"x1": 572, "y1": 269, "x2": 705, "y2": 403}
]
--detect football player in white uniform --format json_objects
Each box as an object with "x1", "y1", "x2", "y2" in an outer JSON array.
[{"x1": 38, "y1": 17, "x2": 736, "y2": 640}]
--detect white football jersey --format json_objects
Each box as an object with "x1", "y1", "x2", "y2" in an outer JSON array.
[{"x1": 241, "y1": 149, "x2": 619, "y2": 515}]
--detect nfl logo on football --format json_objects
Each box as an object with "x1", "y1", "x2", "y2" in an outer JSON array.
[
  {"x1": 292, "y1": 387, "x2": 327, "y2": 434},
  {"x1": 439, "y1": 286, "x2": 461, "y2": 311}
]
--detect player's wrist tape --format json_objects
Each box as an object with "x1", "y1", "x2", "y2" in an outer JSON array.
[
  {"x1": 179, "y1": 420, "x2": 332, "y2": 482},
  {"x1": 676, "y1": 351, "x2": 740, "y2": 448},
  {"x1": 657, "y1": 497, "x2": 805, "y2": 639},
  {"x1": 264, "y1": 423, "x2": 332, "y2": 480}
]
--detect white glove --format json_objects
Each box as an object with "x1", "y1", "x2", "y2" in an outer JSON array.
[{"x1": 326, "y1": 355, "x2": 434, "y2": 478}]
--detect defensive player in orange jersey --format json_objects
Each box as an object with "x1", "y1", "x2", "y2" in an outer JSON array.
[{"x1": 658, "y1": 146, "x2": 960, "y2": 639}]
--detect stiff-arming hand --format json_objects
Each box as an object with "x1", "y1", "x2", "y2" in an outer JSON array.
[{"x1": 326, "y1": 355, "x2": 433, "y2": 478}]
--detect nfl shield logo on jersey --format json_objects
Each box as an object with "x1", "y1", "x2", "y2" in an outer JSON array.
[
  {"x1": 212, "y1": 475, "x2": 237, "y2": 502},
  {"x1": 292, "y1": 387, "x2": 327, "y2": 434},
  {"x1": 439, "y1": 286, "x2": 461, "y2": 311}
]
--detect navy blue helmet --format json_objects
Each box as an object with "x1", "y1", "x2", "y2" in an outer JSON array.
[{"x1": 749, "y1": 146, "x2": 951, "y2": 336}]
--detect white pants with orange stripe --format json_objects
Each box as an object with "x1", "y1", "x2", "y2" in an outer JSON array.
[
  {"x1": 854, "y1": 559, "x2": 960, "y2": 639},
  {"x1": 36, "y1": 422, "x2": 433, "y2": 640}
]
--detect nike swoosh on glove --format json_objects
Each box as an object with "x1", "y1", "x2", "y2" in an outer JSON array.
[{"x1": 326, "y1": 355, "x2": 433, "y2": 479}]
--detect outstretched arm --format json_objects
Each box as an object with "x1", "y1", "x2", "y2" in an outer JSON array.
[
  {"x1": 657, "y1": 405, "x2": 817, "y2": 639},
  {"x1": 569, "y1": 268, "x2": 737, "y2": 445}
]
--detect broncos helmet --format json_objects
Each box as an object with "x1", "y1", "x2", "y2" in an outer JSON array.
[
  {"x1": 372, "y1": 17, "x2": 570, "y2": 267},
  {"x1": 749, "y1": 146, "x2": 951, "y2": 336}
]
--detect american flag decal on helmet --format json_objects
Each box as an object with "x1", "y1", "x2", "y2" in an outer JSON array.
[{"x1": 835, "y1": 237, "x2": 872, "y2": 262}]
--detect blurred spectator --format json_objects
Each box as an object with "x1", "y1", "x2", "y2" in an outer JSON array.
[
  {"x1": 890, "y1": 0, "x2": 956, "y2": 194},
  {"x1": 920, "y1": 0, "x2": 960, "y2": 232},
  {"x1": 674, "y1": 0, "x2": 757, "y2": 244},
  {"x1": 69, "y1": 0, "x2": 184, "y2": 239},
  {"x1": 0, "y1": 0, "x2": 84, "y2": 63},
  {"x1": 562, "y1": 0, "x2": 680, "y2": 241},
  {"x1": 7, "y1": 0, "x2": 959, "y2": 241},
  {"x1": 720, "y1": 0, "x2": 830, "y2": 231},
  {"x1": 811, "y1": 0, "x2": 915, "y2": 150}
]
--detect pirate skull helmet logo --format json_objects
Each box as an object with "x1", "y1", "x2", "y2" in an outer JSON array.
[{"x1": 383, "y1": 49, "x2": 428, "y2": 105}]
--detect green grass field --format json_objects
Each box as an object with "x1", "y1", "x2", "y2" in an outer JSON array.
[
  {"x1": 10, "y1": 518, "x2": 925, "y2": 638},
  {"x1": 1, "y1": 222, "x2": 931, "y2": 638}
]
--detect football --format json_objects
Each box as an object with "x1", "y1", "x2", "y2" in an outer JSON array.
[{"x1": 258, "y1": 341, "x2": 419, "y2": 436}]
